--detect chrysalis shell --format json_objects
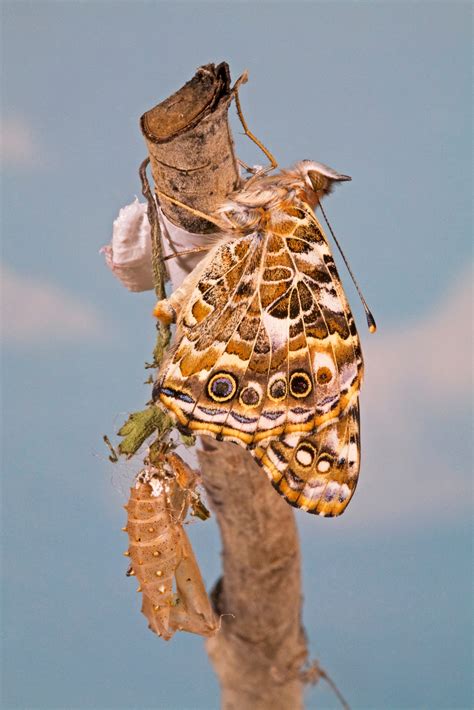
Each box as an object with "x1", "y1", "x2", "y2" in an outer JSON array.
[
  {"x1": 124, "y1": 454, "x2": 217, "y2": 640},
  {"x1": 101, "y1": 199, "x2": 154, "y2": 292}
]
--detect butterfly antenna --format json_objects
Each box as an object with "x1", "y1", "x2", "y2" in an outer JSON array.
[{"x1": 318, "y1": 202, "x2": 377, "y2": 333}]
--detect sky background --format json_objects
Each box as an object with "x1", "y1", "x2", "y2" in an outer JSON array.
[{"x1": 1, "y1": 2, "x2": 472, "y2": 709}]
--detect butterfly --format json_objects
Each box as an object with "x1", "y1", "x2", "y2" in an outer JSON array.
[{"x1": 153, "y1": 160, "x2": 372, "y2": 517}]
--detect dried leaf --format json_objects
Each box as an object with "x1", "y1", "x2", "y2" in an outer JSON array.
[{"x1": 117, "y1": 407, "x2": 172, "y2": 457}]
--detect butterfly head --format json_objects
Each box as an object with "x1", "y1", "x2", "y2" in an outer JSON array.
[{"x1": 290, "y1": 160, "x2": 351, "y2": 207}]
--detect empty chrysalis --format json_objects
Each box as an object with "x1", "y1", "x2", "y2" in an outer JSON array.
[{"x1": 123, "y1": 451, "x2": 218, "y2": 640}]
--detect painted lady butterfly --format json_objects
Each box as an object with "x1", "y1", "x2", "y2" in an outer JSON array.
[{"x1": 152, "y1": 155, "x2": 375, "y2": 517}]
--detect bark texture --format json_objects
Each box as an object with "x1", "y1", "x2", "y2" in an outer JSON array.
[
  {"x1": 141, "y1": 62, "x2": 240, "y2": 233},
  {"x1": 141, "y1": 63, "x2": 308, "y2": 710},
  {"x1": 199, "y1": 439, "x2": 307, "y2": 710}
]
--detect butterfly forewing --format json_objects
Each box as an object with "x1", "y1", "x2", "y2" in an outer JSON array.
[{"x1": 156, "y1": 164, "x2": 364, "y2": 517}]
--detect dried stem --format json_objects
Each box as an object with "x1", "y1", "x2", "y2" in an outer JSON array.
[
  {"x1": 139, "y1": 158, "x2": 170, "y2": 365},
  {"x1": 198, "y1": 440, "x2": 307, "y2": 710},
  {"x1": 139, "y1": 157, "x2": 166, "y2": 302}
]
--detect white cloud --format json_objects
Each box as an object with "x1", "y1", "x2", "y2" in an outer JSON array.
[
  {"x1": 354, "y1": 266, "x2": 473, "y2": 525},
  {"x1": 0, "y1": 115, "x2": 46, "y2": 169},
  {"x1": 1, "y1": 264, "x2": 105, "y2": 345},
  {"x1": 365, "y1": 265, "x2": 472, "y2": 409}
]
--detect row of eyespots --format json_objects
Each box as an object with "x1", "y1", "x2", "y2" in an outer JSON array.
[
  {"x1": 207, "y1": 367, "x2": 334, "y2": 406},
  {"x1": 294, "y1": 443, "x2": 333, "y2": 473}
]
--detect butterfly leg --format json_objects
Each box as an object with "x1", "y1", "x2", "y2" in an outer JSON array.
[
  {"x1": 237, "y1": 157, "x2": 258, "y2": 174},
  {"x1": 156, "y1": 190, "x2": 227, "y2": 231},
  {"x1": 162, "y1": 245, "x2": 211, "y2": 262}
]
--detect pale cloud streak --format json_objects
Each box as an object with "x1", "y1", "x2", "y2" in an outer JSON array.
[
  {"x1": 300, "y1": 267, "x2": 473, "y2": 529},
  {"x1": 0, "y1": 115, "x2": 46, "y2": 169},
  {"x1": 1, "y1": 264, "x2": 105, "y2": 345},
  {"x1": 355, "y1": 266, "x2": 472, "y2": 525},
  {"x1": 365, "y1": 266, "x2": 472, "y2": 410}
]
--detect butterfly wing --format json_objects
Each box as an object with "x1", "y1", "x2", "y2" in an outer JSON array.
[
  {"x1": 157, "y1": 233, "x2": 266, "y2": 435},
  {"x1": 254, "y1": 401, "x2": 360, "y2": 516},
  {"x1": 155, "y1": 203, "x2": 363, "y2": 516}
]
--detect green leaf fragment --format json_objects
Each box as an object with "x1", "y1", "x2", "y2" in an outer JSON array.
[
  {"x1": 117, "y1": 407, "x2": 173, "y2": 457},
  {"x1": 179, "y1": 431, "x2": 196, "y2": 447},
  {"x1": 191, "y1": 498, "x2": 211, "y2": 521}
]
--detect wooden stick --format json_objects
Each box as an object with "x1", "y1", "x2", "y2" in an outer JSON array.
[{"x1": 141, "y1": 62, "x2": 308, "y2": 710}]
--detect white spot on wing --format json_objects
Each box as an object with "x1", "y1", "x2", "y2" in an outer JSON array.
[
  {"x1": 319, "y1": 287, "x2": 343, "y2": 312},
  {"x1": 302, "y1": 482, "x2": 326, "y2": 501},
  {"x1": 348, "y1": 442, "x2": 358, "y2": 463},
  {"x1": 283, "y1": 433, "x2": 301, "y2": 448},
  {"x1": 296, "y1": 448, "x2": 313, "y2": 466},
  {"x1": 262, "y1": 312, "x2": 287, "y2": 349},
  {"x1": 339, "y1": 484, "x2": 350, "y2": 502},
  {"x1": 340, "y1": 362, "x2": 358, "y2": 389},
  {"x1": 313, "y1": 351, "x2": 336, "y2": 377}
]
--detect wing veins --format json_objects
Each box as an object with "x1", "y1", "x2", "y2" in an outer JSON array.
[
  {"x1": 163, "y1": 236, "x2": 262, "y2": 389},
  {"x1": 185, "y1": 237, "x2": 267, "y2": 422},
  {"x1": 218, "y1": 230, "x2": 271, "y2": 433}
]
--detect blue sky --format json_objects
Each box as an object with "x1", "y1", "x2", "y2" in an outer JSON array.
[{"x1": 1, "y1": 2, "x2": 472, "y2": 709}]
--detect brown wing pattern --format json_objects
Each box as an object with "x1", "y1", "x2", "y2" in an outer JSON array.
[
  {"x1": 254, "y1": 401, "x2": 360, "y2": 516},
  {"x1": 155, "y1": 201, "x2": 363, "y2": 516}
]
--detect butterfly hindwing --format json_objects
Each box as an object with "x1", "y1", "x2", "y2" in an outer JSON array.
[{"x1": 254, "y1": 401, "x2": 360, "y2": 516}]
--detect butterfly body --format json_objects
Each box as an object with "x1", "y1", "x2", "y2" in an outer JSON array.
[{"x1": 154, "y1": 161, "x2": 364, "y2": 517}]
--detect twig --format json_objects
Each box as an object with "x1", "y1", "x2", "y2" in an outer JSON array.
[
  {"x1": 139, "y1": 157, "x2": 170, "y2": 366},
  {"x1": 139, "y1": 158, "x2": 166, "y2": 302},
  {"x1": 140, "y1": 62, "x2": 310, "y2": 710}
]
